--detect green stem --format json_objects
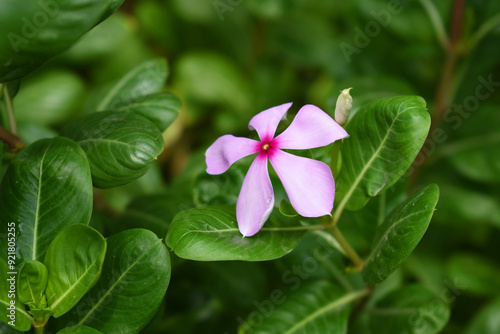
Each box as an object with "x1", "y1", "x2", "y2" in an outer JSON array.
[
  {"x1": 0, "y1": 125, "x2": 25, "y2": 153},
  {"x1": 34, "y1": 324, "x2": 45, "y2": 334},
  {"x1": 469, "y1": 12, "x2": 500, "y2": 49},
  {"x1": 327, "y1": 224, "x2": 364, "y2": 271},
  {"x1": 418, "y1": 0, "x2": 449, "y2": 49}
]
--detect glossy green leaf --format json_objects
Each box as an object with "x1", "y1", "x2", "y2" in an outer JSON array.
[
  {"x1": 446, "y1": 253, "x2": 500, "y2": 296},
  {"x1": 465, "y1": 298, "x2": 500, "y2": 334},
  {"x1": 166, "y1": 205, "x2": 306, "y2": 261},
  {"x1": 446, "y1": 106, "x2": 500, "y2": 183},
  {"x1": 362, "y1": 184, "x2": 439, "y2": 285},
  {"x1": 239, "y1": 281, "x2": 360, "y2": 334},
  {"x1": 44, "y1": 224, "x2": 106, "y2": 318},
  {"x1": 17, "y1": 260, "x2": 48, "y2": 307},
  {"x1": 96, "y1": 58, "x2": 168, "y2": 111},
  {"x1": 0, "y1": 137, "x2": 93, "y2": 262},
  {"x1": 61, "y1": 111, "x2": 164, "y2": 188},
  {"x1": 56, "y1": 229, "x2": 171, "y2": 334},
  {"x1": 365, "y1": 284, "x2": 450, "y2": 334},
  {"x1": 336, "y1": 96, "x2": 430, "y2": 211},
  {"x1": 0, "y1": 259, "x2": 32, "y2": 331},
  {"x1": 113, "y1": 92, "x2": 181, "y2": 132},
  {"x1": 13, "y1": 69, "x2": 86, "y2": 125},
  {"x1": 57, "y1": 325, "x2": 103, "y2": 334},
  {"x1": 0, "y1": 0, "x2": 124, "y2": 81}
]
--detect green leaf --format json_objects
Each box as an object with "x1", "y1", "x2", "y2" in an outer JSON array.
[
  {"x1": 56, "y1": 229, "x2": 171, "y2": 334},
  {"x1": 0, "y1": 259, "x2": 32, "y2": 331},
  {"x1": 96, "y1": 58, "x2": 168, "y2": 111},
  {"x1": 166, "y1": 205, "x2": 307, "y2": 261},
  {"x1": 0, "y1": 0, "x2": 124, "y2": 82},
  {"x1": 465, "y1": 298, "x2": 500, "y2": 334},
  {"x1": 17, "y1": 260, "x2": 48, "y2": 307},
  {"x1": 362, "y1": 184, "x2": 439, "y2": 285},
  {"x1": 44, "y1": 224, "x2": 106, "y2": 318},
  {"x1": 57, "y1": 325, "x2": 103, "y2": 334},
  {"x1": 336, "y1": 96, "x2": 430, "y2": 211},
  {"x1": 239, "y1": 281, "x2": 361, "y2": 334},
  {"x1": 13, "y1": 69, "x2": 86, "y2": 125},
  {"x1": 113, "y1": 92, "x2": 181, "y2": 132},
  {"x1": 446, "y1": 253, "x2": 500, "y2": 296},
  {"x1": 445, "y1": 105, "x2": 500, "y2": 183},
  {"x1": 61, "y1": 111, "x2": 164, "y2": 188},
  {"x1": 365, "y1": 284, "x2": 450, "y2": 334},
  {"x1": 0, "y1": 137, "x2": 93, "y2": 262}
]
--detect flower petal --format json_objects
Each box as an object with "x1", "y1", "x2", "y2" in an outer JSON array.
[
  {"x1": 270, "y1": 150, "x2": 334, "y2": 217},
  {"x1": 249, "y1": 102, "x2": 292, "y2": 141},
  {"x1": 236, "y1": 155, "x2": 274, "y2": 237},
  {"x1": 274, "y1": 104, "x2": 348, "y2": 150},
  {"x1": 206, "y1": 135, "x2": 260, "y2": 175}
]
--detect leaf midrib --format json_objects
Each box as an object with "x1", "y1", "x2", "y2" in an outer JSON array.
[
  {"x1": 335, "y1": 104, "x2": 420, "y2": 218},
  {"x1": 77, "y1": 241, "x2": 160, "y2": 325},
  {"x1": 32, "y1": 145, "x2": 50, "y2": 261}
]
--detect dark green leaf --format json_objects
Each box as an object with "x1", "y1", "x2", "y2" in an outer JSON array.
[
  {"x1": 465, "y1": 298, "x2": 500, "y2": 334},
  {"x1": 366, "y1": 284, "x2": 450, "y2": 334},
  {"x1": 113, "y1": 92, "x2": 180, "y2": 132},
  {"x1": 0, "y1": 0, "x2": 124, "y2": 81},
  {"x1": 446, "y1": 253, "x2": 500, "y2": 296},
  {"x1": 0, "y1": 137, "x2": 93, "y2": 262},
  {"x1": 44, "y1": 224, "x2": 106, "y2": 318},
  {"x1": 18, "y1": 260, "x2": 48, "y2": 307},
  {"x1": 0, "y1": 259, "x2": 32, "y2": 331},
  {"x1": 13, "y1": 69, "x2": 86, "y2": 125},
  {"x1": 166, "y1": 205, "x2": 306, "y2": 261},
  {"x1": 362, "y1": 184, "x2": 439, "y2": 285},
  {"x1": 239, "y1": 281, "x2": 361, "y2": 334},
  {"x1": 56, "y1": 229, "x2": 171, "y2": 334},
  {"x1": 61, "y1": 111, "x2": 164, "y2": 188},
  {"x1": 96, "y1": 58, "x2": 168, "y2": 111},
  {"x1": 336, "y1": 96, "x2": 430, "y2": 211},
  {"x1": 57, "y1": 325, "x2": 103, "y2": 334}
]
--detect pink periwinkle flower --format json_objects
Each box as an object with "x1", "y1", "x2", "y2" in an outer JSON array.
[{"x1": 205, "y1": 103, "x2": 348, "y2": 237}]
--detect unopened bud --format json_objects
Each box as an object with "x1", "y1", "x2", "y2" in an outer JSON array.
[{"x1": 334, "y1": 88, "x2": 353, "y2": 126}]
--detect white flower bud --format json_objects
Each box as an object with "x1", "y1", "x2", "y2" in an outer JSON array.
[{"x1": 334, "y1": 88, "x2": 353, "y2": 127}]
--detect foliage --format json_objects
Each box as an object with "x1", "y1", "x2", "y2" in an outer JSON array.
[{"x1": 1, "y1": 0, "x2": 500, "y2": 333}]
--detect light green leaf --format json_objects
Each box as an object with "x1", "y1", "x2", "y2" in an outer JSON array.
[
  {"x1": 239, "y1": 281, "x2": 362, "y2": 334},
  {"x1": 44, "y1": 225, "x2": 106, "y2": 318},
  {"x1": 465, "y1": 298, "x2": 500, "y2": 334},
  {"x1": 445, "y1": 106, "x2": 500, "y2": 183},
  {"x1": 0, "y1": 0, "x2": 124, "y2": 81},
  {"x1": 56, "y1": 229, "x2": 171, "y2": 334},
  {"x1": 446, "y1": 253, "x2": 500, "y2": 297},
  {"x1": 336, "y1": 96, "x2": 430, "y2": 211},
  {"x1": 365, "y1": 284, "x2": 450, "y2": 334},
  {"x1": 166, "y1": 205, "x2": 307, "y2": 261},
  {"x1": 0, "y1": 259, "x2": 32, "y2": 331},
  {"x1": 113, "y1": 92, "x2": 180, "y2": 132},
  {"x1": 13, "y1": 69, "x2": 86, "y2": 125},
  {"x1": 362, "y1": 184, "x2": 439, "y2": 285},
  {"x1": 61, "y1": 111, "x2": 164, "y2": 188},
  {"x1": 57, "y1": 325, "x2": 103, "y2": 334},
  {"x1": 0, "y1": 137, "x2": 93, "y2": 262},
  {"x1": 17, "y1": 260, "x2": 48, "y2": 307},
  {"x1": 96, "y1": 58, "x2": 168, "y2": 111}
]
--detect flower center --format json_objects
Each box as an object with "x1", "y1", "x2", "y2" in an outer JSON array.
[{"x1": 262, "y1": 143, "x2": 270, "y2": 151}]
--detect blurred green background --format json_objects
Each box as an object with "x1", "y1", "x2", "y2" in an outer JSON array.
[{"x1": 6, "y1": 0, "x2": 500, "y2": 333}]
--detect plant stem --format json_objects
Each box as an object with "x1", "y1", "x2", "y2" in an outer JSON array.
[
  {"x1": 327, "y1": 224, "x2": 364, "y2": 271},
  {"x1": 330, "y1": 141, "x2": 341, "y2": 178},
  {"x1": 3, "y1": 85, "x2": 18, "y2": 135},
  {"x1": 34, "y1": 324, "x2": 45, "y2": 334},
  {"x1": 0, "y1": 125, "x2": 25, "y2": 153},
  {"x1": 418, "y1": 0, "x2": 449, "y2": 49}
]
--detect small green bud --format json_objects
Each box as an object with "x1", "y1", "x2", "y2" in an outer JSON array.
[{"x1": 334, "y1": 88, "x2": 353, "y2": 126}]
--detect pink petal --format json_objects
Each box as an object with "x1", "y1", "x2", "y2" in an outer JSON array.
[
  {"x1": 249, "y1": 103, "x2": 292, "y2": 141},
  {"x1": 274, "y1": 104, "x2": 348, "y2": 150},
  {"x1": 206, "y1": 135, "x2": 260, "y2": 175},
  {"x1": 270, "y1": 149, "x2": 334, "y2": 217},
  {"x1": 236, "y1": 155, "x2": 274, "y2": 237}
]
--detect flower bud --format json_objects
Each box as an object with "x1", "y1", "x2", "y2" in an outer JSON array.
[{"x1": 334, "y1": 88, "x2": 353, "y2": 127}]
